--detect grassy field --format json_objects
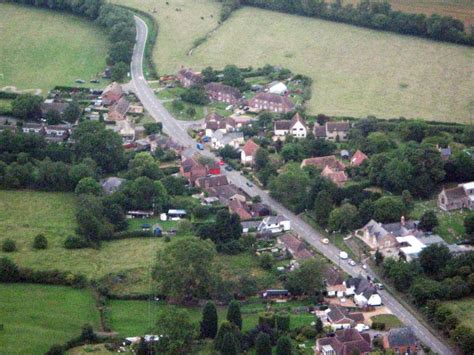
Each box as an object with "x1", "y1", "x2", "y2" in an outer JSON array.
[
  {"x1": 0, "y1": 3, "x2": 109, "y2": 94},
  {"x1": 370, "y1": 314, "x2": 404, "y2": 329},
  {"x1": 443, "y1": 297, "x2": 474, "y2": 328},
  {"x1": 108, "y1": 299, "x2": 315, "y2": 336},
  {"x1": 0, "y1": 284, "x2": 100, "y2": 354},
  {"x1": 113, "y1": 0, "x2": 473, "y2": 122}
]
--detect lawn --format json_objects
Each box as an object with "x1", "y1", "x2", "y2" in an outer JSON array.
[
  {"x1": 163, "y1": 101, "x2": 206, "y2": 121},
  {"x1": 113, "y1": 0, "x2": 473, "y2": 122},
  {"x1": 443, "y1": 297, "x2": 474, "y2": 329},
  {"x1": 370, "y1": 314, "x2": 404, "y2": 329},
  {"x1": 107, "y1": 299, "x2": 316, "y2": 336},
  {"x1": 0, "y1": 190, "x2": 165, "y2": 294},
  {"x1": 0, "y1": 284, "x2": 100, "y2": 354},
  {"x1": 0, "y1": 3, "x2": 109, "y2": 94},
  {"x1": 412, "y1": 199, "x2": 466, "y2": 244},
  {"x1": 0, "y1": 98, "x2": 12, "y2": 114}
]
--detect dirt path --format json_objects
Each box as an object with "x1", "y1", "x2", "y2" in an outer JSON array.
[{"x1": 1, "y1": 86, "x2": 42, "y2": 95}]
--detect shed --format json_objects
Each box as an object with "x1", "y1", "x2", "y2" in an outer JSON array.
[{"x1": 168, "y1": 209, "x2": 187, "y2": 218}]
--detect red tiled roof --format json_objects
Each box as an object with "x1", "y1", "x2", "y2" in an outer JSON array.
[
  {"x1": 351, "y1": 150, "x2": 368, "y2": 166},
  {"x1": 249, "y1": 92, "x2": 294, "y2": 109},
  {"x1": 229, "y1": 199, "x2": 252, "y2": 220},
  {"x1": 278, "y1": 234, "x2": 312, "y2": 259},
  {"x1": 242, "y1": 139, "x2": 260, "y2": 156}
]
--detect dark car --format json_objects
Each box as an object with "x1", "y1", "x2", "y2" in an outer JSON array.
[
  {"x1": 246, "y1": 181, "x2": 253, "y2": 187},
  {"x1": 225, "y1": 165, "x2": 233, "y2": 171}
]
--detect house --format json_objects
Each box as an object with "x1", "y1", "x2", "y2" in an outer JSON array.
[
  {"x1": 323, "y1": 305, "x2": 365, "y2": 331},
  {"x1": 356, "y1": 219, "x2": 400, "y2": 252},
  {"x1": 195, "y1": 175, "x2": 229, "y2": 189},
  {"x1": 250, "y1": 203, "x2": 271, "y2": 217},
  {"x1": 205, "y1": 82, "x2": 242, "y2": 104},
  {"x1": 268, "y1": 81, "x2": 288, "y2": 95},
  {"x1": 248, "y1": 92, "x2": 294, "y2": 113},
  {"x1": 301, "y1": 155, "x2": 345, "y2": 171},
  {"x1": 314, "y1": 121, "x2": 350, "y2": 141},
  {"x1": 258, "y1": 215, "x2": 291, "y2": 234},
  {"x1": 127, "y1": 210, "x2": 154, "y2": 218},
  {"x1": 102, "y1": 82, "x2": 123, "y2": 105},
  {"x1": 22, "y1": 123, "x2": 45, "y2": 135},
  {"x1": 211, "y1": 131, "x2": 244, "y2": 150},
  {"x1": 273, "y1": 112, "x2": 307, "y2": 138},
  {"x1": 321, "y1": 166, "x2": 349, "y2": 187},
  {"x1": 45, "y1": 124, "x2": 70, "y2": 137},
  {"x1": 228, "y1": 199, "x2": 252, "y2": 221},
  {"x1": 344, "y1": 277, "x2": 382, "y2": 307},
  {"x1": 204, "y1": 112, "x2": 227, "y2": 137},
  {"x1": 383, "y1": 327, "x2": 418, "y2": 354},
  {"x1": 323, "y1": 266, "x2": 344, "y2": 287},
  {"x1": 226, "y1": 115, "x2": 255, "y2": 131},
  {"x1": 241, "y1": 220, "x2": 261, "y2": 233},
  {"x1": 180, "y1": 158, "x2": 208, "y2": 185},
  {"x1": 277, "y1": 233, "x2": 312, "y2": 260},
  {"x1": 438, "y1": 185, "x2": 470, "y2": 211},
  {"x1": 315, "y1": 328, "x2": 372, "y2": 355},
  {"x1": 460, "y1": 181, "x2": 474, "y2": 209},
  {"x1": 177, "y1": 68, "x2": 203, "y2": 88},
  {"x1": 108, "y1": 97, "x2": 130, "y2": 121},
  {"x1": 262, "y1": 289, "x2": 290, "y2": 299},
  {"x1": 396, "y1": 235, "x2": 427, "y2": 261},
  {"x1": 206, "y1": 184, "x2": 246, "y2": 206},
  {"x1": 326, "y1": 284, "x2": 346, "y2": 298},
  {"x1": 241, "y1": 139, "x2": 260, "y2": 165},
  {"x1": 350, "y1": 150, "x2": 368, "y2": 166},
  {"x1": 101, "y1": 177, "x2": 125, "y2": 194}
]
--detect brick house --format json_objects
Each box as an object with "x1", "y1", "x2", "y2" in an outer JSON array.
[
  {"x1": 108, "y1": 97, "x2": 130, "y2": 121},
  {"x1": 177, "y1": 68, "x2": 203, "y2": 88},
  {"x1": 350, "y1": 150, "x2": 368, "y2": 166},
  {"x1": 383, "y1": 327, "x2": 418, "y2": 355},
  {"x1": 315, "y1": 328, "x2": 371, "y2": 355},
  {"x1": 102, "y1": 82, "x2": 123, "y2": 105},
  {"x1": 314, "y1": 121, "x2": 350, "y2": 141},
  {"x1": 248, "y1": 92, "x2": 294, "y2": 113},
  {"x1": 204, "y1": 82, "x2": 242, "y2": 105}
]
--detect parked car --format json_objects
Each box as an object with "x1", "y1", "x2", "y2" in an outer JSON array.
[
  {"x1": 246, "y1": 181, "x2": 253, "y2": 188},
  {"x1": 225, "y1": 165, "x2": 233, "y2": 171},
  {"x1": 322, "y1": 238, "x2": 329, "y2": 244},
  {"x1": 348, "y1": 259, "x2": 356, "y2": 266},
  {"x1": 218, "y1": 159, "x2": 225, "y2": 166},
  {"x1": 196, "y1": 143, "x2": 204, "y2": 150},
  {"x1": 375, "y1": 283, "x2": 384, "y2": 290},
  {"x1": 339, "y1": 251, "x2": 348, "y2": 259}
]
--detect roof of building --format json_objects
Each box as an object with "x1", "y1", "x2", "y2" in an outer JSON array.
[
  {"x1": 327, "y1": 121, "x2": 350, "y2": 132},
  {"x1": 205, "y1": 112, "x2": 224, "y2": 123},
  {"x1": 250, "y1": 92, "x2": 294, "y2": 108},
  {"x1": 242, "y1": 139, "x2": 260, "y2": 156},
  {"x1": 102, "y1": 82, "x2": 123, "y2": 104},
  {"x1": 324, "y1": 266, "x2": 344, "y2": 286},
  {"x1": 178, "y1": 68, "x2": 202, "y2": 81},
  {"x1": 386, "y1": 327, "x2": 417, "y2": 347},
  {"x1": 321, "y1": 166, "x2": 349, "y2": 186},
  {"x1": 205, "y1": 82, "x2": 242, "y2": 98},
  {"x1": 274, "y1": 120, "x2": 291, "y2": 131},
  {"x1": 314, "y1": 125, "x2": 327, "y2": 138},
  {"x1": 229, "y1": 199, "x2": 252, "y2": 220},
  {"x1": 268, "y1": 81, "x2": 288, "y2": 94},
  {"x1": 396, "y1": 235, "x2": 426, "y2": 256},
  {"x1": 214, "y1": 131, "x2": 244, "y2": 145},
  {"x1": 278, "y1": 233, "x2": 312, "y2": 259},
  {"x1": 317, "y1": 329, "x2": 371, "y2": 355},
  {"x1": 101, "y1": 177, "x2": 125, "y2": 194},
  {"x1": 461, "y1": 181, "x2": 474, "y2": 191},
  {"x1": 351, "y1": 150, "x2": 368, "y2": 166},
  {"x1": 41, "y1": 101, "x2": 69, "y2": 114},
  {"x1": 196, "y1": 175, "x2": 229, "y2": 189},
  {"x1": 263, "y1": 215, "x2": 288, "y2": 225},
  {"x1": 109, "y1": 97, "x2": 130, "y2": 119},
  {"x1": 207, "y1": 184, "x2": 245, "y2": 203},
  {"x1": 289, "y1": 112, "x2": 306, "y2": 128},
  {"x1": 442, "y1": 186, "x2": 468, "y2": 200},
  {"x1": 327, "y1": 305, "x2": 354, "y2": 324},
  {"x1": 301, "y1": 155, "x2": 345, "y2": 171}
]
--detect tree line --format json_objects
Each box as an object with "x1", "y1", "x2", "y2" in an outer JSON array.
[
  {"x1": 5, "y1": 0, "x2": 136, "y2": 81},
  {"x1": 233, "y1": 0, "x2": 474, "y2": 46}
]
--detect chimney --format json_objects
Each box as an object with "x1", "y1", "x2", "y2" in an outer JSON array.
[{"x1": 401, "y1": 216, "x2": 405, "y2": 226}]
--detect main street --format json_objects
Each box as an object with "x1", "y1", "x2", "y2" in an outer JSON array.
[{"x1": 130, "y1": 16, "x2": 452, "y2": 354}]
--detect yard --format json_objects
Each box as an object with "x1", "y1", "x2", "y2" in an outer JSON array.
[
  {"x1": 412, "y1": 199, "x2": 466, "y2": 244},
  {"x1": 113, "y1": 0, "x2": 473, "y2": 122},
  {"x1": 370, "y1": 314, "x2": 404, "y2": 330},
  {"x1": 443, "y1": 297, "x2": 474, "y2": 329},
  {"x1": 0, "y1": 284, "x2": 100, "y2": 354},
  {"x1": 0, "y1": 3, "x2": 109, "y2": 94}
]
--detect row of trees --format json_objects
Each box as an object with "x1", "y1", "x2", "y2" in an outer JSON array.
[
  {"x1": 239, "y1": 0, "x2": 473, "y2": 45},
  {"x1": 6, "y1": 0, "x2": 136, "y2": 81},
  {"x1": 10, "y1": 94, "x2": 81, "y2": 122}
]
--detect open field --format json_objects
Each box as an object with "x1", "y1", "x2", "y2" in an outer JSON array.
[
  {"x1": 0, "y1": 3, "x2": 109, "y2": 94},
  {"x1": 0, "y1": 284, "x2": 99, "y2": 354},
  {"x1": 443, "y1": 297, "x2": 474, "y2": 328},
  {"x1": 114, "y1": 0, "x2": 473, "y2": 122},
  {"x1": 370, "y1": 314, "x2": 404, "y2": 329}
]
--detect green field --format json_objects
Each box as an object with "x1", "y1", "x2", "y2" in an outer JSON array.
[
  {"x1": 113, "y1": 0, "x2": 473, "y2": 122},
  {"x1": 0, "y1": 284, "x2": 100, "y2": 354},
  {"x1": 443, "y1": 298, "x2": 474, "y2": 329},
  {"x1": 370, "y1": 314, "x2": 404, "y2": 330},
  {"x1": 0, "y1": 3, "x2": 109, "y2": 94},
  {"x1": 108, "y1": 299, "x2": 315, "y2": 336}
]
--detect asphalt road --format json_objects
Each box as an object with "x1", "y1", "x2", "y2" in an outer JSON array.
[{"x1": 130, "y1": 16, "x2": 453, "y2": 355}]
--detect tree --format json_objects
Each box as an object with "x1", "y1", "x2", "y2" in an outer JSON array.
[
  {"x1": 419, "y1": 244, "x2": 451, "y2": 278},
  {"x1": 366, "y1": 132, "x2": 396, "y2": 154},
  {"x1": 45, "y1": 345, "x2": 64, "y2": 355},
  {"x1": 200, "y1": 301, "x2": 218, "y2": 339},
  {"x1": 259, "y1": 253, "x2": 274, "y2": 270},
  {"x1": 399, "y1": 120, "x2": 427, "y2": 143},
  {"x1": 45, "y1": 109, "x2": 62, "y2": 125},
  {"x1": 33, "y1": 234, "x2": 48, "y2": 250},
  {"x1": 281, "y1": 143, "x2": 304, "y2": 162},
  {"x1": 2, "y1": 239, "x2": 16, "y2": 252},
  {"x1": 144, "y1": 122, "x2": 162, "y2": 135},
  {"x1": 76, "y1": 194, "x2": 113, "y2": 244},
  {"x1": 284, "y1": 258, "x2": 324, "y2": 296},
  {"x1": 11, "y1": 94, "x2": 43, "y2": 120},
  {"x1": 126, "y1": 152, "x2": 162, "y2": 180},
  {"x1": 375, "y1": 249, "x2": 384, "y2": 266},
  {"x1": 418, "y1": 210, "x2": 439, "y2": 232},
  {"x1": 315, "y1": 316, "x2": 323, "y2": 334},
  {"x1": 269, "y1": 165, "x2": 310, "y2": 213},
  {"x1": 255, "y1": 148, "x2": 269, "y2": 171},
  {"x1": 110, "y1": 61, "x2": 129, "y2": 82},
  {"x1": 465, "y1": 213, "x2": 474, "y2": 241},
  {"x1": 180, "y1": 86, "x2": 210, "y2": 105},
  {"x1": 451, "y1": 325, "x2": 474, "y2": 355},
  {"x1": 74, "y1": 177, "x2": 102, "y2": 195},
  {"x1": 155, "y1": 307, "x2": 195, "y2": 354},
  {"x1": 219, "y1": 145, "x2": 240, "y2": 160},
  {"x1": 0, "y1": 257, "x2": 20, "y2": 282},
  {"x1": 313, "y1": 191, "x2": 334, "y2": 226},
  {"x1": 328, "y1": 203, "x2": 359, "y2": 232},
  {"x1": 373, "y1": 196, "x2": 406, "y2": 223},
  {"x1": 222, "y1": 64, "x2": 245, "y2": 89},
  {"x1": 221, "y1": 333, "x2": 238, "y2": 355},
  {"x1": 255, "y1": 332, "x2": 272, "y2": 355},
  {"x1": 153, "y1": 237, "x2": 216, "y2": 303},
  {"x1": 214, "y1": 322, "x2": 240, "y2": 352},
  {"x1": 227, "y1": 300, "x2": 242, "y2": 330},
  {"x1": 257, "y1": 112, "x2": 273, "y2": 129},
  {"x1": 202, "y1": 66, "x2": 217, "y2": 83},
  {"x1": 276, "y1": 336, "x2": 293, "y2": 355},
  {"x1": 63, "y1": 101, "x2": 81, "y2": 123}
]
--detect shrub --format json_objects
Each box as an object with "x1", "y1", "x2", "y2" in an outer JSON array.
[
  {"x1": 33, "y1": 234, "x2": 48, "y2": 250},
  {"x1": 2, "y1": 239, "x2": 16, "y2": 252},
  {"x1": 276, "y1": 313, "x2": 290, "y2": 332},
  {"x1": 45, "y1": 344, "x2": 65, "y2": 355},
  {"x1": 0, "y1": 257, "x2": 20, "y2": 282},
  {"x1": 258, "y1": 312, "x2": 275, "y2": 328},
  {"x1": 299, "y1": 325, "x2": 317, "y2": 339},
  {"x1": 64, "y1": 235, "x2": 88, "y2": 249}
]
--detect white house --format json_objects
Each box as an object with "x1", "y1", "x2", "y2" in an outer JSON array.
[
  {"x1": 396, "y1": 235, "x2": 427, "y2": 261},
  {"x1": 241, "y1": 139, "x2": 260, "y2": 165},
  {"x1": 460, "y1": 182, "x2": 474, "y2": 209},
  {"x1": 354, "y1": 292, "x2": 382, "y2": 308},
  {"x1": 268, "y1": 81, "x2": 288, "y2": 95},
  {"x1": 258, "y1": 215, "x2": 291, "y2": 234},
  {"x1": 273, "y1": 112, "x2": 307, "y2": 139},
  {"x1": 344, "y1": 277, "x2": 382, "y2": 308},
  {"x1": 211, "y1": 131, "x2": 244, "y2": 150}
]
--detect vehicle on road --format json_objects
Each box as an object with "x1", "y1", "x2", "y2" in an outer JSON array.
[
  {"x1": 322, "y1": 238, "x2": 329, "y2": 244},
  {"x1": 196, "y1": 143, "x2": 204, "y2": 150},
  {"x1": 375, "y1": 283, "x2": 384, "y2": 290},
  {"x1": 218, "y1": 159, "x2": 225, "y2": 166},
  {"x1": 225, "y1": 165, "x2": 233, "y2": 171},
  {"x1": 362, "y1": 264, "x2": 367, "y2": 270},
  {"x1": 339, "y1": 251, "x2": 348, "y2": 259},
  {"x1": 246, "y1": 182, "x2": 253, "y2": 187},
  {"x1": 348, "y1": 259, "x2": 356, "y2": 266}
]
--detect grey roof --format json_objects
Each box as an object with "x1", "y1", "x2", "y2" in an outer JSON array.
[
  {"x1": 387, "y1": 327, "x2": 417, "y2": 347},
  {"x1": 214, "y1": 131, "x2": 243, "y2": 145},
  {"x1": 346, "y1": 277, "x2": 372, "y2": 295},
  {"x1": 101, "y1": 177, "x2": 125, "y2": 194}
]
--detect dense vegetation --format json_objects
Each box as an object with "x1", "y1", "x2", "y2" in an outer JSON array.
[
  {"x1": 5, "y1": 0, "x2": 136, "y2": 81},
  {"x1": 231, "y1": 0, "x2": 474, "y2": 45}
]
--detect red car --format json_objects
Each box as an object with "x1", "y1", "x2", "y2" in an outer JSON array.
[{"x1": 218, "y1": 159, "x2": 225, "y2": 166}]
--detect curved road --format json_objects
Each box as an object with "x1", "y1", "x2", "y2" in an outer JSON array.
[{"x1": 130, "y1": 16, "x2": 453, "y2": 355}]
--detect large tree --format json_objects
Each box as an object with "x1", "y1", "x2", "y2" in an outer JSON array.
[
  {"x1": 284, "y1": 258, "x2": 324, "y2": 296},
  {"x1": 373, "y1": 196, "x2": 406, "y2": 223},
  {"x1": 11, "y1": 94, "x2": 42, "y2": 120},
  {"x1": 200, "y1": 301, "x2": 218, "y2": 339},
  {"x1": 269, "y1": 164, "x2": 310, "y2": 213},
  {"x1": 255, "y1": 332, "x2": 272, "y2": 355},
  {"x1": 227, "y1": 300, "x2": 242, "y2": 330},
  {"x1": 418, "y1": 210, "x2": 439, "y2": 232},
  {"x1": 155, "y1": 307, "x2": 195, "y2": 354},
  {"x1": 419, "y1": 244, "x2": 451, "y2": 278},
  {"x1": 328, "y1": 203, "x2": 359, "y2": 232},
  {"x1": 153, "y1": 237, "x2": 216, "y2": 303},
  {"x1": 276, "y1": 336, "x2": 293, "y2": 355}
]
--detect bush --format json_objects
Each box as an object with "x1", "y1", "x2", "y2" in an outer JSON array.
[
  {"x1": 299, "y1": 325, "x2": 317, "y2": 340},
  {"x1": 276, "y1": 313, "x2": 290, "y2": 332},
  {"x1": 371, "y1": 322, "x2": 386, "y2": 330},
  {"x1": 33, "y1": 234, "x2": 48, "y2": 250},
  {"x1": 2, "y1": 239, "x2": 17, "y2": 252},
  {"x1": 0, "y1": 257, "x2": 20, "y2": 282},
  {"x1": 258, "y1": 312, "x2": 275, "y2": 328},
  {"x1": 64, "y1": 235, "x2": 89, "y2": 249}
]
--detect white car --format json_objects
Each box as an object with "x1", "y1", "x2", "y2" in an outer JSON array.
[
  {"x1": 355, "y1": 324, "x2": 369, "y2": 332},
  {"x1": 362, "y1": 264, "x2": 368, "y2": 270},
  {"x1": 348, "y1": 259, "x2": 356, "y2": 266},
  {"x1": 322, "y1": 238, "x2": 329, "y2": 244},
  {"x1": 339, "y1": 251, "x2": 348, "y2": 259}
]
